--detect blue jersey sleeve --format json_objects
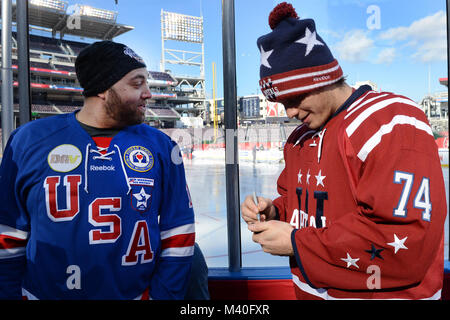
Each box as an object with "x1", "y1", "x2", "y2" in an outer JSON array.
[
  {"x1": 0, "y1": 130, "x2": 29, "y2": 299},
  {"x1": 149, "y1": 140, "x2": 195, "y2": 299}
]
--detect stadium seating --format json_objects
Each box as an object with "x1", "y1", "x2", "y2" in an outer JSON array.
[
  {"x1": 28, "y1": 34, "x2": 66, "y2": 55},
  {"x1": 13, "y1": 32, "x2": 88, "y2": 58},
  {"x1": 30, "y1": 61, "x2": 54, "y2": 69},
  {"x1": 52, "y1": 65, "x2": 76, "y2": 72},
  {"x1": 55, "y1": 105, "x2": 82, "y2": 113},
  {"x1": 8, "y1": 32, "x2": 191, "y2": 126}
]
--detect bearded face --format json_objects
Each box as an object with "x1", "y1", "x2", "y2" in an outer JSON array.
[
  {"x1": 101, "y1": 67, "x2": 151, "y2": 127},
  {"x1": 104, "y1": 87, "x2": 147, "y2": 127}
]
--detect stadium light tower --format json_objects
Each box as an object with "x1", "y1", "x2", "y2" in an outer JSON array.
[
  {"x1": 29, "y1": 0, "x2": 66, "y2": 11},
  {"x1": 78, "y1": 5, "x2": 117, "y2": 21},
  {"x1": 160, "y1": 9, "x2": 204, "y2": 78},
  {"x1": 160, "y1": 9, "x2": 205, "y2": 117}
]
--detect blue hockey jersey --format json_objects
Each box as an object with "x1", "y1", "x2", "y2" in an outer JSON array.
[{"x1": 0, "y1": 112, "x2": 195, "y2": 299}]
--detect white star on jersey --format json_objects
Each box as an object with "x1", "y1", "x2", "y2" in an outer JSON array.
[
  {"x1": 260, "y1": 45, "x2": 273, "y2": 68},
  {"x1": 341, "y1": 253, "x2": 359, "y2": 269},
  {"x1": 295, "y1": 27, "x2": 324, "y2": 56},
  {"x1": 297, "y1": 169, "x2": 302, "y2": 183},
  {"x1": 315, "y1": 170, "x2": 326, "y2": 187},
  {"x1": 306, "y1": 169, "x2": 311, "y2": 185},
  {"x1": 387, "y1": 234, "x2": 408, "y2": 254},
  {"x1": 133, "y1": 187, "x2": 151, "y2": 208}
]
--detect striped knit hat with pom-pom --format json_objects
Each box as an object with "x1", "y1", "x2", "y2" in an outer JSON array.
[{"x1": 257, "y1": 2, "x2": 343, "y2": 102}]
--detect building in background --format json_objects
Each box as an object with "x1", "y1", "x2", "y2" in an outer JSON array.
[
  {"x1": 419, "y1": 77, "x2": 448, "y2": 135},
  {"x1": 205, "y1": 94, "x2": 289, "y2": 127}
]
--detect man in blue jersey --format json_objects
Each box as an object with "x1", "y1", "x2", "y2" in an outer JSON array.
[{"x1": 0, "y1": 41, "x2": 196, "y2": 299}]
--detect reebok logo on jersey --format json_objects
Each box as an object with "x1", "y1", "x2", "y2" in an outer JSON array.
[
  {"x1": 90, "y1": 165, "x2": 115, "y2": 171},
  {"x1": 48, "y1": 144, "x2": 82, "y2": 173}
]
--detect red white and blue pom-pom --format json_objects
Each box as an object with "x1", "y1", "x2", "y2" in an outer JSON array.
[{"x1": 269, "y1": 2, "x2": 299, "y2": 30}]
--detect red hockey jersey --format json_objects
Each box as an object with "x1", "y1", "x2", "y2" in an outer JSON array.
[{"x1": 272, "y1": 86, "x2": 446, "y2": 299}]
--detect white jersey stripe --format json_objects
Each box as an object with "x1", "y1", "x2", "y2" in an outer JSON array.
[
  {"x1": 0, "y1": 224, "x2": 28, "y2": 240},
  {"x1": 133, "y1": 290, "x2": 152, "y2": 300},
  {"x1": 346, "y1": 90, "x2": 374, "y2": 113},
  {"x1": 22, "y1": 288, "x2": 38, "y2": 300},
  {"x1": 292, "y1": 274, "x2": 329, "y2": 299},
  {"x1": 345, "y1": 93, "x2": 390, "y2": 118},
  {"x1": 292, "y1": 274, "x2": 441, "y2": 300},
  {"x1": 0, "y1": 247, "x2": 26, "y2": 259},
  {"x1": 161, "y1": 246, "x2": 195, "y2": 257},
  {"x1": 0, "y1": 224, "x2": 28, "y2": 260},
  {"x1": 22, "y1": 287, "x2": 157, "y2": 300},
  {"x1": 160, "y1": 223, "x2": 195, "y2": 240},
  {"x1": 346, "y1": 97, "x2": 420, "y2": 137},
  {"x1": 357, "y1": 115, "x2": 433, "y2": 162}
]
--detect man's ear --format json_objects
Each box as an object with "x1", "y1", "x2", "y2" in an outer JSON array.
[{"x1": 97, "y1": 90, "x2": 108, "y2": 100}]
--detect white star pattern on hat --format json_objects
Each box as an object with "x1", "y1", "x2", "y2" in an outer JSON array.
[
  {"x1": 260, "y1": 45, "x2": 273, "y2": 68},
  {"x1": 297, "y1": 169, "x2": 302, "y2": 183},
  {"x1": 306, "y1": 169, "x2": 311, "y2": 185},
  {"x1": 295, "y1": 27, "x2": 324, "y2": 56}
]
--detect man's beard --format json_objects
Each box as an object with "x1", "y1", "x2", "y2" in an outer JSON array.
[{"x1": 105, "y1": 88, "x2": 145, "y2": 127}]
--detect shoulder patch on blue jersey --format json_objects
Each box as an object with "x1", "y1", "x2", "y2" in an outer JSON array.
[
  {"x1": 123, "y1": 146, "x2": 154, "y2": 172},
  {"x1": 47, "y1": 144, "x2": 82, "y2": 172},
  {"x1": 129, "y1": 177, "x2": 154, "y2": 212}
]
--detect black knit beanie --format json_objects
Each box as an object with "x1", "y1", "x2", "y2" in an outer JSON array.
[{"x1": 75, "y1": 40, "x2": 147, "y2": 97}]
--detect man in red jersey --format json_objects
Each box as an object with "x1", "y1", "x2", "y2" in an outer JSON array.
[{"x1": 241, "y1": 2, "x2": 447, "y2": 300}]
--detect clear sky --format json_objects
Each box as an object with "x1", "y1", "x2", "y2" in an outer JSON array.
[{"x1": 46, "y1": 0, "x2": 447, "y2": 103}]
